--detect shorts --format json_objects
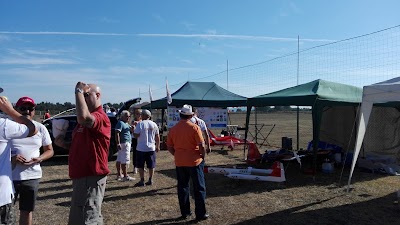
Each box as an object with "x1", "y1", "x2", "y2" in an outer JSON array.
[
  {"x1": 68, "y1": 175, "x2": 107, "y2": 225},
  {"x1": 136, "y1": 150, "x2": 156, "y2": 169},
  {"x1": 116, "y1": 142, "x2": 131, "y2": 164},
  {"x1": 13, "y1": 179, "x2": 40, "y2": 212},
  {"x1": 0, "y1": 202, "x2": 15, "y2": 225}
]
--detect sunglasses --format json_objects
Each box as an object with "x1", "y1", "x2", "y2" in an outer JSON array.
[{"x1": 18, "y1": 106, "x2": 35, "y2": 111}]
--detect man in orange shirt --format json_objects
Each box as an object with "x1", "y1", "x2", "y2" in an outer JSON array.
[{"x1": 167, "y1": 104, "x2": 209, "y2": 221}]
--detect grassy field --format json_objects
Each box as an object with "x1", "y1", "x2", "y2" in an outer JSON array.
[
  {"x1": 22, "y1": 112, "x2": 399, "y2": 225},
  {"x1": 226, "y1": 111, "x2": 313, "y2": 149}
]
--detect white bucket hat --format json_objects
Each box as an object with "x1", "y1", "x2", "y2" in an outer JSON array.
[{"x1": 178, "y1": 104, "x2": 194, "y2": 115}]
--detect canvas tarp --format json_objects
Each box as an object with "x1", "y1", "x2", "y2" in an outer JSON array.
[
  {"x1": 347, "y1": 77, "x2": 400, "y2": 189},
  {"x1": 150, "y1": 81, "x2": 247, "y2": 109},
  {"x1": 245, "y1": 79, "x2": 362, "y2": 169}
]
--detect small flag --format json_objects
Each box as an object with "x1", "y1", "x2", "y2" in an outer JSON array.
[
  {"x1": 149, "y1": 85, "x2": 153, "y2": 102},
  {"x1": 166, "y1": 79, "x2": 172, "y2": 104}
]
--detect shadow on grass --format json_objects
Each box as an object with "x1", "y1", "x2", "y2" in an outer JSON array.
[
  {"x1": 40, "y1": 178, "x2": 70, "y2": 184},
  {"x1": 230, "y1": 193, "x2": 399, "y2": 225},
  {"x1": 104, "y1": 185, "x2": 176, "y2": 202},
  {"x1": 158, "y1": 159, "x2": 393, "y2": 200},
  {"x1": 52, "y1": 185, "x2": 177, "y2": 208},
  {"x1": 37, "y1": 190, "x2": 71, "y2": 201},
  {"x1": 41, "y1": 153, "x2": 117, "y2": 167},
  {"x1": 129, "y1": 216, "x2": 200, "y2": 225}
]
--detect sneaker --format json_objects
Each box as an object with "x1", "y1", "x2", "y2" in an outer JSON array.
[
  {"x1": 116, "y1": 176, "x2": 123, "y2": 181},
  {"x1": 134, "y1": 181, "x2": 145, "y2": 187},
  {"x1": 122, "y1": 176, "x2": 136, "y2": 181},
  {"x1": 145, "y1": 180, "x2": 153, "y2": 186}
]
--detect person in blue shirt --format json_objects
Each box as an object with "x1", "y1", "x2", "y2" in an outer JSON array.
[{"x1": 115, "y1": 110, "x2": 135, "y2": 181}]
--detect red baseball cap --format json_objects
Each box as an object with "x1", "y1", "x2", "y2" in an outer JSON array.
[{"x1": 16, "y1": 96, "x2": 36, "y2": 107}]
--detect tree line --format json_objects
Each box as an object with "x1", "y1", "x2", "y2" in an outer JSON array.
[
  {"x1": 34, "y1": 101, "x2": 125, "y2": 112},
  {"x1": 33, "y1": 102, "x2": 311, "y2": 114}
]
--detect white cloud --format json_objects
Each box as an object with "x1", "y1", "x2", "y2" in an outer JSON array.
[
  {"x1": 289, "y1": 2, "x2": 302, "y2": 14},
  {"x1": 206, "y1": 29, "x2": 217, "y2": 35},
  {"x1": 97, "y1": 49, "x2": 125, "y2": 62},
  {"x1": 108, "y1": 66, "x2": 146, "y2": 74},
  {"x1": 0, "y1": 34, "x2": 11, "y2": 42},
  {"x1": 179, "y1": 58, "x2": 193, "y2": 64},
  {"x1": 2, "y1": 47, "x2": 78, "y2": 65},
  {"x1": 152, "y1": 14, "x2": 165, "y2": 23},
  {"x1": 222, "y1": 43, "x2": 252, "y2": 49},
  {"x1": 136, "y1": 53, "x2": 150, "y2": 59},
  {"x1": 149, "y1": 66, "x2": 198, "y2": 74},
  {"x1": 181, "y1": 21, "x2": 196, "y2": 31},
  {"x1": 0, "y1": 57, "x2": 78, "y2": 65},
  {"x1": 99, "y1": 17, "x2": 119, "y2": 23}
]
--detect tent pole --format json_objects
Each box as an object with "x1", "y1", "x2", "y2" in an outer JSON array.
[
  {"x1": 297, "y1": 35, "x2": 300, "y2": 150},
  {"x1": 255, "y1": 107, "x2": 258, "y2": 145},
  {"x1": 312, "y1": 104, "x2": 323, "y2": 181},
  {"x1": 297, "y1": 107, "x2": 300, "y2": 150},
  {"x1": 244, "y1": 105, "x2": 252, "y2": 160}
]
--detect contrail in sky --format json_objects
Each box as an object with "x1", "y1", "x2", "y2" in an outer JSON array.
[
  {"x1": 137, "y1": 33, "x2": 335, "y2": 42},
  {"x1": 0, "y1": 31, "x2": 335, "y2": 42},
  {"x1": 0, "y1": 31, "x2": 128, "y2": 36}
]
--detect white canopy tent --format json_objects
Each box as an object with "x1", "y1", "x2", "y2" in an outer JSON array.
[{"x1": 347, "y1": 77, "x2": 400, "y2": 190}]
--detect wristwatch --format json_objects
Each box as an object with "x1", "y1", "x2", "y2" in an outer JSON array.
[{"x1": 75, "y1": 88, "x2": 83, "y2": 94}]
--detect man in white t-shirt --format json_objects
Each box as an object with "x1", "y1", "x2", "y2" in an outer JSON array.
[
  {"x1": 0, "y1": 96, "x2": 37, "y2": 225},
  {"x1": 11, "y1": 96, "x2": 54, "y2": 225},
  {"x1": 133, "y1": 110, "x2": 160, "y2": 186},
  {"x1": 190, "y1": 107, "x2": 211, "y2": 154}
]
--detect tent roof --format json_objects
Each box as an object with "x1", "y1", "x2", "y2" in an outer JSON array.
[
  {"x1": 247, "y1": 79, "x2": 362, "y2": 107},
  {"x1": 150, "y1": 81, "x2": 247, "y2": 109},
  {"x1": 362, "y1": 76, "x2": 400, "y2": 105}
]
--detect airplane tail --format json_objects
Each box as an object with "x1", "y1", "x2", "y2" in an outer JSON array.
[
  {"x1": 246, "y1": 143, "x2": 262, "y2": 164},
  {"x1": 269, "y1": 161, "x2": 282, "y2": 177}
]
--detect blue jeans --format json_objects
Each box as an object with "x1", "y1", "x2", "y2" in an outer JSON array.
[{"x1": 176, "y1": 160, "x2": 207, "y2": 218}]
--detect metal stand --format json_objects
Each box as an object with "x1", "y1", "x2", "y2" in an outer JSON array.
[{"x1": 247, "y1": 123, "x2": 276, "y2": 147}]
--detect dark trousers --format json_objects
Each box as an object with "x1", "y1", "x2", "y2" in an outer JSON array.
[
  {"x1": 131, "y1": 138, "x2": 137, "y2": 168},
  {"x1": 176, "y1": 160, "x2": 207, "y2": 218}
]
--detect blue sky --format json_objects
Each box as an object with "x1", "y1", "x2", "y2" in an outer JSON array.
[{"x1": 0, "y1": 0, "x2": 399, "y2": 104}]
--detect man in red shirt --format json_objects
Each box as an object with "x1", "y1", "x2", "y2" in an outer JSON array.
[
  {"x1": 167, "y1": 104, "x2": 209, "y2": 221},
  {"x1": 43, "y1": 109, "x2": 51, "y2": 120},
  {"x1": 56, "y1": 81, "x2": 110, "y2": 225}
]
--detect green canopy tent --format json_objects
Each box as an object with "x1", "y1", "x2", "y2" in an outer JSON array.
[
  {"x1": 245, "y1": 79, "x2": 362, "y2": 173},
  {"x1": 150, "y1": 81, "x2": 247, "y2": 109},
  {"x1": 148, "y1": 82, "x2": 247, "y2": 142}
]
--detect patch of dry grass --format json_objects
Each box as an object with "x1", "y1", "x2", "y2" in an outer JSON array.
[{"x1": 26, "y1": 149, "x2": 399, "y2": 225}]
